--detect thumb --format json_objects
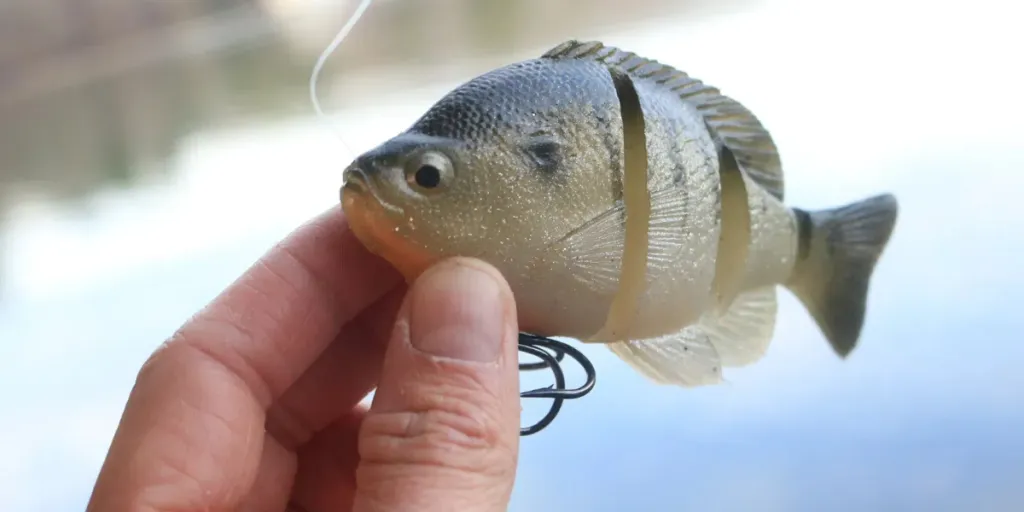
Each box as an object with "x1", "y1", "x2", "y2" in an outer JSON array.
[{"x1": 354, "y1": 257, "x2": 521, "y2": 512}]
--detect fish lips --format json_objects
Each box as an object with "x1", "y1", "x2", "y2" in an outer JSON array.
[{"x1": 341, "y1": 165, "x2": 370, "y2": 195}]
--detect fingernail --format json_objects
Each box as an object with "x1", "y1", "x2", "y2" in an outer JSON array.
[{"x1": 409, "y1": 261, "x2": 505, "y2": 362}]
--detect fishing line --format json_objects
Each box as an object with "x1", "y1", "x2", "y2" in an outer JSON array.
[
  {"x1": 309, "y1": 0, "x2": 375, "y2": 160},
  {"x1": 309, "y1": 0, "x2": 595, "y2": 436}
]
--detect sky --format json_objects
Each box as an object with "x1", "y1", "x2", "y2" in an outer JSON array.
[{"x1": 1, "y1": 0, "x2": 1022, "y2": 509}]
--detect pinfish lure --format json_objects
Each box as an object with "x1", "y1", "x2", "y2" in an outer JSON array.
[{"x1": 331, "y1": 39, "x2": 899, "y2": 435}]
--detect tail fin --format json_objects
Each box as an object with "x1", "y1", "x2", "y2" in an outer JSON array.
[{"x1": 784, "y1": 194, "x2": 898, "y2": 357}]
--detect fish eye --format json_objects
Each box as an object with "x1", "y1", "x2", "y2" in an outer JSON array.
[
  {"x1": 414, "y1": 164, "x2": 441, "y2": 188},
  {"x1": 405, "y1": 151, "x2": 454, "y2": 193}
]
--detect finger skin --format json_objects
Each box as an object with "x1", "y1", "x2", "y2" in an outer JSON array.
[
  {"x1": 87, "y1": 207, "x2": 401, "y2": 512},
  {"x1": 237, "y1": 433, "x2": 295, "y2": 512},
  {"x1": 170, "y1": 207, "x2": 401, "y2": 408},
  {"x1": 353, "y1": 258, "x2": 521, "y2": 512},
  {"x1": 288, "y1": 408, "x2": 368, "y2": 512},
  {"x1": 265, "y1": 286, "x2": 406, "y2": 451}
]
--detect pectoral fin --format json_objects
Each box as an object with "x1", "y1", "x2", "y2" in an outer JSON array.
[{"x1": 531, "y1": 202, "x2": 626, "y2": 295}]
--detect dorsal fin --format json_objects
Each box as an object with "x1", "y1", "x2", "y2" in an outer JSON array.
[{"x1": 541, "y1": 39, "x2": 785, "y2": 201}]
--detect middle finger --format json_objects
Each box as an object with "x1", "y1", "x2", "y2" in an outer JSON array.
[{"x1": 265, "y1": 285, "x2": 407, "y2": 449}]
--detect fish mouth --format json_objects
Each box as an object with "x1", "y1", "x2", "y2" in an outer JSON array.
[
  {"x1": 341, "y1": 166, "x2": 370, "y2": 196},
  {"x1": 341, "y1": 165, "x2": 406, "y2": 216},
  {"x1": 341, "y1": 168, "x2": 437, "y2": 282},
  {"x1": 341, "y1": 168, "x2": 379, "y2": 252}
]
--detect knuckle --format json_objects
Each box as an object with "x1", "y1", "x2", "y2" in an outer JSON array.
[
  {"x1": 134, "y1": 328, "x2": 189, "y2": 387},
  {"x1": 359, "y1": 375, "x2": 514, "y2": 477},
  {"x1": 163, "y1": 315, "x2": 276, "y2": 406}
]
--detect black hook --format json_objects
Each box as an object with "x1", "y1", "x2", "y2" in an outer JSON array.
[{"x1": 517, "y1": 333, "x2": 596, "y2": 436}]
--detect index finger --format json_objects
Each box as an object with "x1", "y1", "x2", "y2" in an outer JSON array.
[
  {"x1": 167, "y1": 205, "x2": 402, "y2": 407},
  {"x1": 87, "y1": 206, "x2": 402, "y2": 511}
]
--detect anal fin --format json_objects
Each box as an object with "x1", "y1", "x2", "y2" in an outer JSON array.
[
  {"x1": 700, "y1": 285, "x2": 778, "y2": 367},
  {"x1": 607, "y1": 285, "x2": 777, "y2": 386},
  {"x1": 607, "y1": 327, "x2": 723, "y2": 387}
]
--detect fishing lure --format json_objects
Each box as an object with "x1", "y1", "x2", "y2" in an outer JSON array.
[{"x1": 314, "y1": 3, "x2": 898, "y2": 437}]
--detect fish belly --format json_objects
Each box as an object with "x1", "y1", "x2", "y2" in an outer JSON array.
[{"x1": 508, "y1": 263, "x2": 620, "y2": 340}]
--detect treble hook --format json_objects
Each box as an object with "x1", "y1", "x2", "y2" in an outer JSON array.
[{"x1": 517, "y1": 333, "x2": 596, "y2": 436}]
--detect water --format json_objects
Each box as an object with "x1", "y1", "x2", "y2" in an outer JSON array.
[{"x1": 1, "y1": 0, "x2": 1022, "y2": 510}]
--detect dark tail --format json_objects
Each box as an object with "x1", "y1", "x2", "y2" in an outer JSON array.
[{"x1": 784, "y1": 194, "x2": 899, "y2": 357}]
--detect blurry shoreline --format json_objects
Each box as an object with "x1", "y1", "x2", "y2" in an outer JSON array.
[{"x1": 0, "y1": 0, "x2": 747, "y2": 212}]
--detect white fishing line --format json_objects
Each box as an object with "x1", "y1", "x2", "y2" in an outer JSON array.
[{"x1": 309, "y1": 0, "x2": 375, "y2": 160}]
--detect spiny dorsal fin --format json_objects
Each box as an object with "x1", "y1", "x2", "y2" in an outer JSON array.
[{"x1": 541, "y1": 39, "x2": 785, "y2": 201}]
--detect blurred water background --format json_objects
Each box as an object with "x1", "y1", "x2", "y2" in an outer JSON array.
[{"x1": 1, "y1": 0, "x2": 1022, "y2": 510}]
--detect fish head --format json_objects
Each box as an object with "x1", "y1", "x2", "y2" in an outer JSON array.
[
  {"x1": 340, "y1": 131, "x2": 478, "y2": 281},
  {"x1": 342, "y1": 59, "x2": 622, "y2": 283}
]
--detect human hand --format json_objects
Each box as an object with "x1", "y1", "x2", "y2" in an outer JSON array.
[{"x1": 86, "y1": 207, "x2": 522, "y2": 512}]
